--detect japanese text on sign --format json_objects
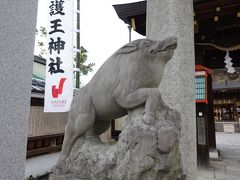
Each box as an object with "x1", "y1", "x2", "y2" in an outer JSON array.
[{"x1": 44, "y1": 0, "x2": 73, "y2": 112}]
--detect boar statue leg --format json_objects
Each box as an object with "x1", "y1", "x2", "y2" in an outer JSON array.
[
  {"x1": 116, "y1": 88, "x2": 161, "y2": 124},
  {"x1": 55, "y1": 95, "x2": 95, "y2": 171}
]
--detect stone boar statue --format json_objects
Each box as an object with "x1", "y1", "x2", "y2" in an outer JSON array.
[{"x1": 55, "y1": 37, "x2": 177, "y2": 170}]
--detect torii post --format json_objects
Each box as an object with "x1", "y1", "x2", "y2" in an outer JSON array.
[
  {"x1": 0, "y1": 0, "x2": 38, "y2": 179},
  {"x1": 147, "y1": 0, "x2": 197, "y2": 179}
]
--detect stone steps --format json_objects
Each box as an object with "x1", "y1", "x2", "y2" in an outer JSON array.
[{"x1": 218, "y1": 146, "x2": 240, "y2": 159}]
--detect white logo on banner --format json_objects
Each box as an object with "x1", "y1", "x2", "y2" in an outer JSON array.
[{"x1": 44, "y1": 0, "x2": 73, "y2": 112}]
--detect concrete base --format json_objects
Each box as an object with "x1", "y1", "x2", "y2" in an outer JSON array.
[{"x1": 209, "y1": 148, "x2": 219, "y2": 160}]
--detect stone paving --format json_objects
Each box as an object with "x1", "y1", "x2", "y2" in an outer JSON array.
[
  {"x1": 217, "y1": 132, "x2": 240, "y2": 159},
  {"x1": 25, "y1": 152, "x2": 59, "y2": 179},
  {"x1": 197, "y1": 132, "x2": 240, "y2": 180},
  {"x1": 26, "y1": 132, "x2": 240, "y2": 179}
]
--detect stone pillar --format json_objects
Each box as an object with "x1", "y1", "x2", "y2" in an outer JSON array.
[
  {"x1": 147, "y1": 0, "x2": 197, "y2": 179},
  {"x1": 0, "y1": 1, "x2": 38, "y2": 180}
]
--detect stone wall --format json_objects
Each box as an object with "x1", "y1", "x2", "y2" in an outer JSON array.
[
  {"x1": 28, "y1": 106, "x2": 68, "y2": 137},
  {"x1": 28, "y1": 106, "x2": 113, "y2": 143}
]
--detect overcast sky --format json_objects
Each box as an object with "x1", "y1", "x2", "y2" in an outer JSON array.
[{"x1": 35, "y1": 0, "x2": 144, "y2": 85}]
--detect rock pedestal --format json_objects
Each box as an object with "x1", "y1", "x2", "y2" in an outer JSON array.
[{"x1": 50, "y1": 98, "x2": 185, "y2": 180}]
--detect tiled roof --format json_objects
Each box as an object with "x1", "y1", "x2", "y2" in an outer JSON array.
[
  {"x1": 32, "y1": 78, "x2": 45, "y2": 95},
  {"x1": 32, "y1": 56, "x2": 46, "y2": 98}
]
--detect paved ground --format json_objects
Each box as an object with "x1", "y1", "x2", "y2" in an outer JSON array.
[
  {"x1": 216, "y1": 132, "x2": 240, "y2": 159},
  {"x1": 197, "y1": 132, "x2": 240, "y2": 180},
  {"x1": 25, "y1": 152, "x2": 59, "y2": 179},
  {"x1": 25, "y1": 132, "x2": 240, "y2": 179}
]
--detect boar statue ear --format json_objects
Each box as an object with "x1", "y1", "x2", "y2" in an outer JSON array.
[{"x1": 119, "y1": 43, "x2": 137, "y2": 54}]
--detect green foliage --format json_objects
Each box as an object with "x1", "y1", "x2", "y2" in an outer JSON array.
[
  {"x1": 35, "y1": 26, "x2": 47, "y2": 58},
  {"x1": 39, "y1": 26, "x2": 47, "y2": 37},
  {"x1": 75, "y1": 46, "x2": 95, "y2": 86},
  {"x1": 78, "y1": 46, "x2": 95, "y2": 76}
]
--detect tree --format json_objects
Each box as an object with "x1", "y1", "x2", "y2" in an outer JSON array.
[
  {"x1": 35, "y1": 26, "x2": 47, "y2": 58},
  {"x1": 75, "y1": 46, "x2": 95, "y2": 87}
]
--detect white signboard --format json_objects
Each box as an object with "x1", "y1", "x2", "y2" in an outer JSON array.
[
  {"x1": 44, "y1": 0, "x2": 73, "y2": 112},
  {"x1": 223, "y1": 124, "x2": 235, "y2": 133}
]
